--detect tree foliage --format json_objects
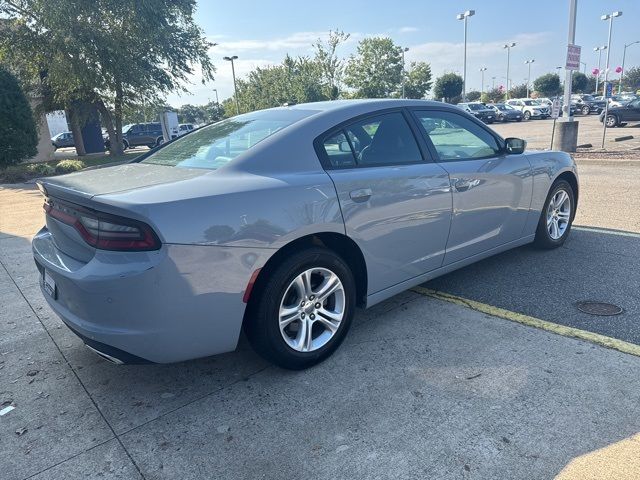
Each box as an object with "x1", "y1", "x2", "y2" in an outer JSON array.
[
  {"x1": 0, "y1": 0, "x2": 214, "y2": 155},
  {"x1": 509, "y1": 83, "x2": 529, "y2": 99},
  {"x1": 622, "y1": 66, "x2": 640, "y2": 92},
  {"x1": 404, "y1": 61, "x2": 432, "y2": 99},
  {"x1": 433, "y1": 73, "x2": 463, "y2": 103},
  {"x1": 0, "y1": 66, "x2": 38, "y2": 167},
  {"x1": 481, "y1": 87, "x2": 505, "y2": 104},
  {"x1": 344, "y1": 37, "x2": 403, "y2": 98},
  {"x1": 466, "y1": 90, "x2": 482, "y2": 102},
  {"x1": 533, "y1": 73, "x2": 562, "y2": 97},
  {"x1": 313, "y1": 30, "x2": 350, "y2": 99},
  {"x1": 571, "y1": 72, "x2": 589, "y2": 93}
]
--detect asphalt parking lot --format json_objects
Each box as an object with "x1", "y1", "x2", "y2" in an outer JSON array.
[{"x1": 2, "y1": 149, "x2": 640, "y2": 478}]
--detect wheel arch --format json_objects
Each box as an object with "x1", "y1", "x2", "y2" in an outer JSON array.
[
  {"x1": 555, "y1": 170, "x2": 579, "y2": 213},
  {"x1": 244, "y1": 232, "x2": 369, "y2": 316}
]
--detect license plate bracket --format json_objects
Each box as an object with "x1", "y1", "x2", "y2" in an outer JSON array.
[{"x1": 43, "y1": 270, "x2": 57, "y2": 299}]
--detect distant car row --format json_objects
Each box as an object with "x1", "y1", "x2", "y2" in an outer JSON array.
[{"x1": 52, "y1": 123, "x2": 196, "y2": 151}]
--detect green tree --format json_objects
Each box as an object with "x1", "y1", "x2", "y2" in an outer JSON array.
[
  {"x1": 622, "y1": 66, "x2": 640, "y2": 92},
  {"x1": 313, "y1": 30, "x2": 350, "y2": 99},
  {"x1": 433, "y1": 73, "x2": 463, "y2": 103},
  {"x1": 533, "y1": 73, "x2": 562, "y2": 97},
  {"x1": 344, "y1": 37, "x2": 403, "y2": 98},
  {"x1": 229, "y1": 55, "x2": 328, "y2": 113},
  {"x1": 404, "y1": 62, "x2": 433, "y2": 99},
  {"x1": 572, "y1": 72, "x2": 589, "y2": 93},
  {"x1": 0, "y1": 67, "x2": 38, "y2": 167},
  {"x1": 466, "y1": 90, "x2": 482, "y2": 102},
  {"x1": 0, "y1": 0, "x2": 214, "y2": 156},
  {"x1": 481, "y1": 87, "x2": 506, "y2": 104},
  {"x1": 509, "y1": 83, "x2": 529, "y2": 99},
  {"x1": 585, "y1": 75, "x2": 597, "y2": 94}
]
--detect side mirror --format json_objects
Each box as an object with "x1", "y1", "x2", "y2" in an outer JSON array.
[
  {"x1": 338, "y1": 141, "x2": 351, "y2": 153},
  {"x1": 505, "y1": 137, "x2": 526, "y2": 155}
]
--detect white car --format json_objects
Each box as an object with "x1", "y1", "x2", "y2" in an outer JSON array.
[
  {"x1": 178, "y1": 123, "x2": 195, "y2": 136},
  {"x1": 506, "y1": 98, "x2": 550, "y2": 120}
]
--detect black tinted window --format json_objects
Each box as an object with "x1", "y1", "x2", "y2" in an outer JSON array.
[
  {"x1": 344, "y1": 112, "x2": 422, "y2": 166},
  {"x1": 322, "y1": 131, "x2": 356, "y2": 168}
]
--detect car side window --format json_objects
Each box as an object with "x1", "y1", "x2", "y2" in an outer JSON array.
[
  {"x1": 343, "y1": 112, "x2": 422, "y2": 167},
  {"x1": 322, "y1": 131, "x2": 356, "y2": 168},
  {"x1": 414, "y1": 110, "x2": 502, "y2": 161}
]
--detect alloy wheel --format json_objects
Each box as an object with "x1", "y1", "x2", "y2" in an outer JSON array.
[
  {"x1": 278, "y1": 267, "x2": 345, "y2": 352},
  {"x1": 605, "y1": 115, "x2": 617, "y2": 128},
  {"x1": 546, "y1": 189, "x2": 571, "y2": 240}
]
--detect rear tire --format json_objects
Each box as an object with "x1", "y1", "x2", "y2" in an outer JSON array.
[
  {"x1": 581, "y1": 105, "x2": 590, "y2": 115},
  {"x1": 244, "y1": 247, "x2": 356, "y2": 370},
  {"x1": 605, "y1": 114, "x2": 619, "y2": 128},
  {"x1": 534, "y1": 180, "x2": 575, "y2": 249},
  {"x1": 523, "y1": 111, "x2": 531, "y2": 121}
]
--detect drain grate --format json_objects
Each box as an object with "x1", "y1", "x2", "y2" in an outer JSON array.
[{"x1": 576, "y1": 301, "x2": 623, "y2": 316}]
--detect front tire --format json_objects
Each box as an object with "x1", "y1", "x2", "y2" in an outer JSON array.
[
  {"x1": 244, "y1": 247, "x2": 356, "y2": 370},
  {"x1": 534, "y1": 180, "x2": 575, "y2": 249},
  {"x1": 523, "y1": 110, "x2": 531, "y2": 121},
  {"x1": 581, "y1": 105, "x2": 590, "y2": 115},
  {"x1": 605, "y1": 114, "x2": 619, "y2": 128}
]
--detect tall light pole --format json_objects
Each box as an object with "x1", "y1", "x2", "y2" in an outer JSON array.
[
  {"x1": 491, "y1": 76, "x2": 496, "y2": 89},
  {"x1": 594, "y1": 46, "x2": 607, "y2": 94},
  {"x1": 212, "y1": 88, "x2": 219, "y2": 105},
  {"x1": 503, "y1": 42, "x2": 516, "y2": 100},
  {"x1": 457, "y1": 10, "x2": 475, "y2": 102},
  {"x1": 600, "y1": 11, "x2": 623, "y2": 149},
  {"x1": 401, "y1": 47, "x2": 409, "y2": 99},
  {"x1": 580, "y1": 61, "x2": 587, "y2": 75},
  {"x1": 223, "y1": 55, "x2": 240, "y2": 115},
  {"x1": 525, "y1": 59, "x2": 535, "y2": 98},
  {"x1": 479, "y1": 67, "x2": 487, "y2": 97},
  {"x1": 620, "y1": 40, "x2": 639, "y2": 93}
]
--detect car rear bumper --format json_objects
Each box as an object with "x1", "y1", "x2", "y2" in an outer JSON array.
[{"x1": 32, "y1": 227, "x2": 273, "y2": 363}]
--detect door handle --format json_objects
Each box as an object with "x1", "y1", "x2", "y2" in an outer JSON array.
[{"x1": 350, "y1": 188, "x2": 372, "y2": 202}]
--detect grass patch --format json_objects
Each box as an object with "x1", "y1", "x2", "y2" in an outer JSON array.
[{"x1": 0, "y1": 151, "x2": 142, "y2": 184}]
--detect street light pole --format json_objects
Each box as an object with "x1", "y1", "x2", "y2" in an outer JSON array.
[
  {"x1": 491, "y1": 76, "x2": 496, "y2": 89},
  {"x1": 213, "y1": 88, "x2": 219, "y2": 105},
  {"x1": 457, "y1": 10, "x2": 475, "y2": 102},
  {"x1": 503, "y1": 42, "x2": 516, "y2": 100},
  {"x1": 601, "y1": 11, "x2": 623, "y2": 149},
  {"x1": 525, "y1": 59, "x2": 535, "y2": 97},
  {"x1": 223, "y1": 55, "x2": 240, "y2": 115},
  {"x1": 479, "y1": 67, "x2": 487, "y2": 97},
  {"x1": 401, "y1": 47, "x2": 409, "y2": 99},
  {"x1": 580, "y1": 61, "x2": 587, "y2": 75},
  {"x1": 594, "y1": 46, "x2": 607, "y2": 94},
  {"x1": 620, "y1": 41, "x2": 639, "y2": 93}
]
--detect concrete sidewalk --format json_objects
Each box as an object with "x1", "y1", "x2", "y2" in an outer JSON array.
[{"x1": 2, "y1": 185, "x2": 640, "y2": 479}]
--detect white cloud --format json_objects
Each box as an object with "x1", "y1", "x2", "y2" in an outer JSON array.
[{"x1": 398, "y1": 26, "x2": 419, "y2": 34}]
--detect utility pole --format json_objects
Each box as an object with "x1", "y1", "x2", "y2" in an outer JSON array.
[
  {"x1": 223, "y1": 55, "x2": 240, "y2": 115},
  {"x1": 525, "y1": 59, "x2": 535, "y2": 97},
  {"x1": 600, "y1": 11, "x2": 623, "y2": 148},
  {"x1": 503, "y1": 43, "x2": 516, "y2": 100},
  {"x1": 457, "y1": 10, "x2": 475, "y2": 102},
  {"x1": 480, "y1": 67, "x2": 487, "y2": 97}
]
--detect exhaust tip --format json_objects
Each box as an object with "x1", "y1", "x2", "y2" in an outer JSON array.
[{"x1": 85, "y1": 344, "x2": 125, "y2": 364}]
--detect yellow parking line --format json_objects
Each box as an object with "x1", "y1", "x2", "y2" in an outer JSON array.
[{"x1": 411, "y1": 286, "x2": 640, "y2": 358}]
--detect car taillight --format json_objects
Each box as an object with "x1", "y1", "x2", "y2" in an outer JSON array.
[{"x1": 44, "y1": 200, "x2": 160, "y2": 251}]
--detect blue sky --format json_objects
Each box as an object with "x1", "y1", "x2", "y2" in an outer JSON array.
[{"x1": 166, "y1": 0, "x2": 640, "y2": 106}]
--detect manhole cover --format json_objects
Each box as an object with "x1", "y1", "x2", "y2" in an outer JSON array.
[{"x1": 576, "y1": 301, "x2": 623, "y2": 316}]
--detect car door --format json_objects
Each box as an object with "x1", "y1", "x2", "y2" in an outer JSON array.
[
  {"x1": 412, "y1": 109, "x2": 532, "y2": 265},
  {"x1": 318, "y1": 110, "x2": 452, "y2": 294},
  {"x1": 625, "y1": 99, "x2": 640, "y2": 121}
]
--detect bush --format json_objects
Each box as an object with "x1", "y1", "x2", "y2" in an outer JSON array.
[
  {"x1": 0, "y1": 165, "x2": 28, "y2": 184},
  {"x1": 27, "y1": 163, "x2": 55, "y2": 176},
  {"x1": 55, "y1": 159, "x2": 86, "y2": 174},
  {"x1": 0, "y1": 67, "x2": 38, "y2": 168}
]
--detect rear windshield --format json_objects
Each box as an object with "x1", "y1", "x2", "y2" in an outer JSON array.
[
  {"x1": 142, "y1": 109, "x2": 313, "y2": 170},
  {"x1": 466, "y1": 103, "x2": 484, "y2": 110}
]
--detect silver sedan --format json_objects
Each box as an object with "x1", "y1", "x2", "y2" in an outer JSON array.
[{"x1": 32, "y1": 100, "x2": 578, "y2": 369}]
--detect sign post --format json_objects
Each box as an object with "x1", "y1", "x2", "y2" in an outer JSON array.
[{"x1": 550, "y1": 98, "x2": 561, "y2": 149}]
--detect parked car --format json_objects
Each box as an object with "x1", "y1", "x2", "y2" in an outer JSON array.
[
  {"x1": 599, "y1": 98, "x2": 640, "y2": 127},
  {"x1": 457, "y1": 102, "x2": 496, "y2": 123},
  {"x1": 104, "y1": 122, "x2": 165, "y2": 150},
  {"x1": 571, "y1": 94, "x2": 606, "y2": 115},
  {"x1": 506, "y1": 98, "x2": 550, "y2": 120},
  {"x1": 490, "y1": 103, "x2": 523, "y2": 122},
  {"x1": 51, "y1": 132, "x2": 74, "y2": 150},
  {"x1": 33, "y1": 99, "x2": 578, "y2": 369},
  {"x1": 178, "y1": 123, "x2": 195, "y2": 136}
]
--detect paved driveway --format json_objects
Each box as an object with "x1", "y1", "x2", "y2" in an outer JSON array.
[{"x1": 2, "y1": 162, "x2": 640, "y2": 479}]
